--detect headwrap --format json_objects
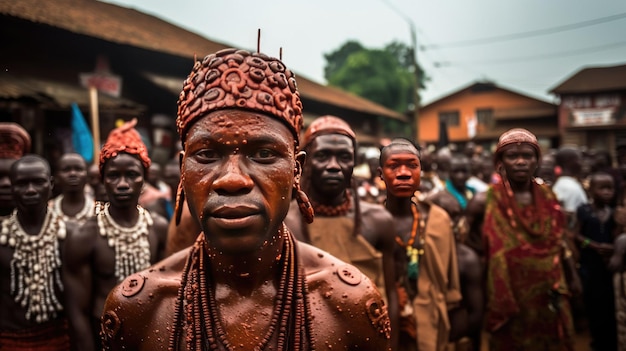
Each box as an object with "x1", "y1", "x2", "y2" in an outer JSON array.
[
  {"x1": 0, "y1": 123, "x2": 31, "y2": 159},
  {"x1": 99, "y1": 118, "x2": 151, "y2": 177},
  {"x1": 301, "y1": 115, "x2": 356, "y2": 150},
  {"x1": 176, "y1": 48, "x2": 303, "y2": 147},
  {"x1": 494, "y1": 128, "x2": 540, "y2": 164}
]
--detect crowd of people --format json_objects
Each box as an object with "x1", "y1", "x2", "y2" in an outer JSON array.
[{"x1": 1, "y1": 45, "x2": 625, "y2": 351}]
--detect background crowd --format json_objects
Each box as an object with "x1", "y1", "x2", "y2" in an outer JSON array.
[{"x1": 2, "y1": 111, "x2": 626, "y2": 351}]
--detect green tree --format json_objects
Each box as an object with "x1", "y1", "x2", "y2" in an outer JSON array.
[{"x1": 323, "y1": 41, "x2": 426, "y2": 113}]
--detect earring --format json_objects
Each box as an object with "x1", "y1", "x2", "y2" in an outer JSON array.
[
  {"x1": 174, "y1": 179, "x2": 185, "y2": 226},
  {"x1": 294, "y1": 177, "x2": 314, "y2": 223}
]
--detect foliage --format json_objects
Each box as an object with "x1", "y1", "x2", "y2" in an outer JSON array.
[{"x1": 323, "y1": 40, "x2": 426, "y2": 113}]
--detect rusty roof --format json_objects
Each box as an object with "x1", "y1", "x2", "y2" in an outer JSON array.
[
  {"x1": 550, "y1": 63, "x2": 626, "y2": 94},
  {"x1": 0, "y1": 74, "x2": 144, "y2": 110},
  {"x1": 0, "y1": 0, "x2": 406, "y2": 121}
]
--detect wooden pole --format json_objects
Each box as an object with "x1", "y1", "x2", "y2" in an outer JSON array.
[{"x1": 89, "y1": 86, "x2": 100, "y2": 165}]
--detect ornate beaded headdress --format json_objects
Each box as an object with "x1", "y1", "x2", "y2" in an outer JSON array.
[
  {"x1": 301, "y1": 115, "x2": 356, "y2": 150},
  {"x1": 176, "y1": 48, "x2": 304, "y2": 148},
  {"x1": 494, "y1": 128, "x2": 540, "y2": 163},
  {"x1": 0, "y1": 122, "x2": 31, "y2": 159},
  {"x1": 99, "y1": 118, "x2": 151, "y2": 177}
]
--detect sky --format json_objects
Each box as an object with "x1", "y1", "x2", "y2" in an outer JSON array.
[{"x1": 103, "y1": 0, "x2": 626, "y2": 106}]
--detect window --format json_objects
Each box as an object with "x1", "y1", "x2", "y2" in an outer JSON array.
[
  {"x1": 438, "y1": 110, "x2": 460, "y2": 126},
  {"x1": 476, "y1": 108, "x2": 493, "y2": 125}
]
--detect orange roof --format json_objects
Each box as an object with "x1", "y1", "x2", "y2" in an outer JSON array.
[
  {"x1": 0, "y1": 0, "x2": 405, "y2": 121},
  {"x1": 550, "y1": 63, "x2": 626, "y2": 94}
]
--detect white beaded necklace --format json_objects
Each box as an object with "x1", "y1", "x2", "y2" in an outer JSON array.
[
  {"x1": 95, "y1": 201, "x2": 153, "y2": 281},
  {"x1": 0, "y1": 209, "x2": 66, "y2": 323},
  {"x1": 52, "y1": 194, "x2": 94, "y2": 226}
]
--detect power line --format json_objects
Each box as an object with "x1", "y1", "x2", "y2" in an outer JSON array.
[
  {"x1": 423, "y1": 12, "x2": 626, "y2": 50},
  {"x1": 437, "y1": 39, "x2": 626, "y2": 66}
]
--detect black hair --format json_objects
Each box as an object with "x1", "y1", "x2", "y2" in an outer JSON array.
[
  {"x1": 10, "y1": 154, "x2": 51, "y2": 181},
  {"x1": 379, "y1": 138, "x2": 421, "y2": 166}
]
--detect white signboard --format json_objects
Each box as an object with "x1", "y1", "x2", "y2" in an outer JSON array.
[
  {"x1": 80, "y1": 73, "x2": 122, "y2": 97},
  {"x1": 571, "y1": 108, "x2": 615, "y2": 126}
]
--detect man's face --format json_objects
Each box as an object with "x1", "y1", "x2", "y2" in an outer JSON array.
[
  {"x1": 306, "y1": 134, "x2": 354, "y2": 199},
  {"x1": 12, "y1": 160, "x2": 52, "y2": 212},
  {"x1": 449, "y1": 156, "x2": 470, "y2": 190},
  {"x1": 102, "y1": 153, "x2": 144, "y2": 208},
  {"x1": 380, "y1": 148, "x2": 421, "y2": 198},
  {"x1": 499, "y1": 144, "x2": 538, "y2": 184},
  {"x1": 182, "y1": 110, "x2": 296, "y2": 253},
  {"x1": 57, "y1": 154, "x2": 87, "y2": 194},
  {"x1": 0, "y1": 158, "x2": 16, "y2": 208}
]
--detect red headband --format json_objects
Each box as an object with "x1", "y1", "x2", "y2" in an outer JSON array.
[
  {"x1": 301, "y1": 115, "x2": 356, "y2": 149},
  {"x1": 494, "y1": 128, "x2": 540, "y2": 163},
  {"x1": 0, "y1": 123, "x2": 31, "y2": 159},
  {"x1": 99, "y1": 118, "x2": 151, "y2": 175}
]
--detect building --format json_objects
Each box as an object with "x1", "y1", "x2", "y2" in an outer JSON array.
[
  {"x1": 550, "y1": 63, "x2": 626, "y2": 152},
  {"x1": 417, "y1": 81, "x2": 559, "y2": 152},
  {"x1": 0, "y1": 0, "x2": 408, "y2": 167}
]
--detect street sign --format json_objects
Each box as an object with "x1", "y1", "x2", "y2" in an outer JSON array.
[{"x1": 79, "y1": 72, "x2": 122, "y2": 97}]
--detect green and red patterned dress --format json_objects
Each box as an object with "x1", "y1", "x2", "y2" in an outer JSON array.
[{"x1": 483, "y1": 179, "x2": 574, "y2": 351}]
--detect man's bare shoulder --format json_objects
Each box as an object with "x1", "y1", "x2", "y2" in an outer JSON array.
[
  {"x1": 359, "y1": 201, "x2": 392, "y2": 219},
  {"x1": 297, "y1": 241, "x2": 391, "y2": 349},
  {"x1": 149, "y1": 211, "x2": 169, "y2": 231},
  {"x1": 105, "y1": 247, "x2": 189, "y2": 306},
  {"x1": 101, "y1": 248, "x2": 190, "y2": 349},
  {"x1": 359, "y1": 201, "x2": 394, "y2": 232}
]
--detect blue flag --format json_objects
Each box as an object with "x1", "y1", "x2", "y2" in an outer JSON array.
[{"x1": 71, "y1": 103, "x2": 94, "y2": 163}]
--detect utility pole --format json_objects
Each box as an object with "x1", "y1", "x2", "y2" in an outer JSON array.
[
  {"x1": 379, "y1": 0, "x2": 421, "y2": 143},
  {"x1": 408, "y1": 21, "x2": 420, "y2": 144}
]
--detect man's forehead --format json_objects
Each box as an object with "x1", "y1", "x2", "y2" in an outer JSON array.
[
  {"x1": 501, "y1": 143, "x2": 536, "y2": 153},
  {"x1": 60, "y1": 155, "x2": 85, "y2": 166},
  {"x1": 105, "y1": 153, "x2": 144, "y2": 168},
  {"x1": 383, "y1": 146, "x2": 419, "y2": 159},
  {"x1": 311, "y1": 133, "x2": 354, "y2": 147},
  {"x1": 187, "y1": 110, "x2": 290, "y2": 135},
  {"x1": 14, "y1": 162, "x2": 49, "y2": 177}
]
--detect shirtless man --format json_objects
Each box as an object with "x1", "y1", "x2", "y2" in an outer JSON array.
[
  {"x1": 63, "y1": 119, "x2": 169, "y2": 351},
  {"x1": 101, "y1": 48, "x2": 391, "y2": 351},
  {"x1": 0, "y1": 155, "x2": 70, "y2": 349},
  {"x1": 51, "y1": 153, "x2": 94, "y2": 227},
  {"x1": 284, "y1": 115, "x2": 399, "y2": 349},
  {"x1": 379, "y1": 138, "x2": 461, "y2": 351}
]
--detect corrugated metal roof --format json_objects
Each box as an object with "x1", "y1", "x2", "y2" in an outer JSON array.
[
  {"x1": 0, "y1": 0, "x2": 406, "y2": 121},
  {"x1": 550, "y1": 63, "x2": 626, "y2": 94},
  {"x1": 0, "y1": 74, "x2": 144, "y2": 110}
]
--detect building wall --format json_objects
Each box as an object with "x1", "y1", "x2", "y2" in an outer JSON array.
[
  {"x1": 557, "y1": 90, "x2": 626, "y2": 155},
  {"x1": 418, "y1": 84, "x2": 557, "y2": 148}
]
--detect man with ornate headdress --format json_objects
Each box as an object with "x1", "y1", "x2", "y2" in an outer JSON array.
[
  {"x1": 101, "y1": 48, "x2": 391, "y2": 351},
  {"x1": 467, "y1": 128, "x2": 580, "y2": 350},
  {"x1": 0, "y1": 122, "x2": 31, "y2": 219},
  {"x1": 0, "y1": 154, "x2": 70, "y2": 350},
  {"x1": 284, "y1": 115, "x2": 399, "y2": 349},
  {"x1": 63, "y1": 119, "x2": 169, "y2": 351}
]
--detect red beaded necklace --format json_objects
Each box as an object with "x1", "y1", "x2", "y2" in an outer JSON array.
[
  {"x1": 394, "y1": 201, "x2": 425, "y2": 280},
  {"x1": 168, "y1": 225, "x2": 315, "y2": 351},
  {"x1": 310, "y1": 191, "x2": 351, "y2": 217}
]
